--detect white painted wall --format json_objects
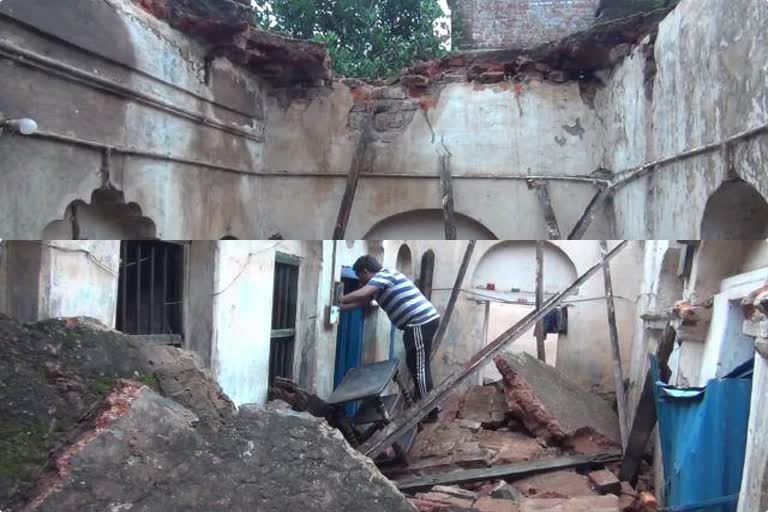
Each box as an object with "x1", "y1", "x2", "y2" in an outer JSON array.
[{"x1": 39, "y1": 241, "x2": 121, "y2": 327}]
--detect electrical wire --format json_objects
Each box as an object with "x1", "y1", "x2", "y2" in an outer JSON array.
[
  {"x1": 37, "y1": 242, "x2": 120, "y2": 276},
  {"x1": 211, "y1": 242, "x2": 282, "y2": 296}
]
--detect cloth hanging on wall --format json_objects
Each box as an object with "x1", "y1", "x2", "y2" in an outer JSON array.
[{"x1": 541, "y1": 306, "x2": 568, "y2": 335}]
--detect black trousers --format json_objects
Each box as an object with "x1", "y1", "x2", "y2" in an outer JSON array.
[{"x1": 403, "y1": 318, "x2": 439, "y2": 400}]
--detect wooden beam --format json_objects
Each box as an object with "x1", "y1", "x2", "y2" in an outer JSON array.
[
  {"x1": 529, "y1": 180, "x2": 561, "y2": 239},
  {"x1": 535, "y1": 240, "x2": 546, "y2": 362},
  {"x1": 568, "y1": 187, "x2": 609, "y2": 240},
  {"x1": 431, "y1": 240, "x2": 476, "y2": 358},
  {"x1": 600, "y1": 240, "x2": 628, "y2": 450},
  {"x1": 395, "y1": 453, "x2": 622, "y2": 492},
  {"x1": 332, "y1": 114, "x2": 373, "y2": 240},
  {"x1": 438, "y1": 155, "x2": 457, "y2": 240},
  {"x1": 619, "y1": 322, "x2": 676, "y2": 484},
  {"x1": 360, "y1": 241, "x2": 629, "y2": 457}
]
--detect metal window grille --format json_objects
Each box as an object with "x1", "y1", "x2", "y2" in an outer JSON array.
[
  {"x1": 116, "y1": 241, "x2": 184, "y2": 336},
  {"x1": 269, "y1": 257, "x2": 299, "y2": 383}
]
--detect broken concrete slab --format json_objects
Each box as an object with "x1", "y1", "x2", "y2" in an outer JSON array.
[
  {"x1": 588, "y1": 469, "x2": 622, "y2": 495},
  {"x1": 494, "y1": 352, "x2": 621, "y2": 445},
  {"x1": 459, "y1": 384, "x2": 509, "y2": 428},
  {"x1": 489, "y1": 481, "x2": 524, "y2": 501},
  {"x1": 519, "y1": 496, "x2": 619, "y2": 512},
  {"x1": 16, "y1": 381, "x2": 416, "y2": 511},
  {"x1": 513, "y1": 470, "x2": 597, "y2": 499}
]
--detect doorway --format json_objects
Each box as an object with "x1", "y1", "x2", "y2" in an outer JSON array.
[{"x1": 334, "y1": 266, "x2": 365, "y2": 415}]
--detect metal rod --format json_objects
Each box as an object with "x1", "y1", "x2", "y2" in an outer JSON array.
[
  {"x1": 360, "y1": 241, "x2": 629, "y2": 457},
  {"x1": 136, "y1": 243, "x2": 142, "y2": 335},
  {"x1": 150, "y1": 245, "x2": 155, "y2": 334},
  {"x1": 0, "y1": 41, "x2": 263, "y2": 143},
  {"x1": 535, "y1": 240, "x2": 546, "y2": 362},
  {"x1": 121, "y1": 242, "x2": 127, "y2": 331},
  {"x1": 162, "y1": 245, "x2": 168, "y2": 334},
  {"x1": 600, "y1": 240, "x2": 629, "y2": 450}
]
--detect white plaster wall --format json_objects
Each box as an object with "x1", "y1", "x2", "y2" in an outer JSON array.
[
  {"x1": 601, "y1": 0, "x2": 768, "y2": 238},
  {"x1": 738, "y1": 349, "x2": 768, "y2": 512},
  {"x1": 39, "y1": 241, "x2": 121, "y2": 327}
]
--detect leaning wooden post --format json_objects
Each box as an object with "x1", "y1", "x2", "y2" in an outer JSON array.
[
  {"x1": 332, "y1": 112, "x2": 373, "y2": 240},
  {"x1": 535, "y1": 240, "x2": 546, "y2": 362},
  {"x1": 600, "y1": 240, "x2": 629, "y2": 450},
  {"x1": 431, "y1": 240, "x2": 476, "y2": 358},
  {"x1": 438, "y1": 155, "x2": 457, "y2": 240}
]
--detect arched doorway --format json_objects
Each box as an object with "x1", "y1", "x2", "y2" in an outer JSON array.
[
  {"x1": 471, "y1": 242, "x2": 578, "y2": 379},
  {"x1": 700, "y1": 180, "x2": 768, "y2": 239},
  {"x1": 364, "y1": 210, "x2": 497, "y2": 240},
  {"x1": 42, "y1": 189, "x2": 156, "y2": 240}
]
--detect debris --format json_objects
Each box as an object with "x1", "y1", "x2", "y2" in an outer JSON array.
[
  {"x1": 518, "y1": 495, "x2": 619, "y2": 511},
  {"x1": 268, "y1": 376, "x2": 332, "y2": 420},
  {"x1": 459, "y1": 384, "x2": 509, "y2": 428},
  {"x1": 588, "y1": 469, "x2": 622, "y2": 495},
  {"x1": 494, "y1": 352, "x2": 621, "y2": 445},
  {"x1": 637, "y1": 491, "x2": 658, "y2": 510},
  {"x1": 473, "y1": 496, "x2": 520, "y2": 512},
  {"x1": 513, "y1": 470, "x2": 596, "y2": 498},
  {"x1": 395, "y1": 454, "x2": 622, "y2": 492},
  {"x1": 489, "y1": 481, "x2": 524, "y2": 501}
]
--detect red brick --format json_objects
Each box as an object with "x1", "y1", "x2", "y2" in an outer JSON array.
[{"x1": 474, "y1": 496, "x2": 520, "y2": 512}]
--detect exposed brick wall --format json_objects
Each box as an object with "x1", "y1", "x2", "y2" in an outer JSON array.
[{"x1": 452, "y1": 0, "x2": 600, "y2": 50}]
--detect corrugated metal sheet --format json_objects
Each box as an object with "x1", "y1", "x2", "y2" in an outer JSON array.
[{"x1": 652, "y1": 356, "x2": 753, "y2": 512}]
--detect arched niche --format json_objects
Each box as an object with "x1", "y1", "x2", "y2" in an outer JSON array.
[
  {"x1": 419, "y1": 250, "x2": 436, "y2": 300},
  {"x1": 471, "y1": 241, "x2": 577, "y2": 294},
  {"x1": 43, "y1": 189, "x2": 156, "y2": 240},
  {"x1": 396, "y1": 244, "x2": 414, "y2": 278},
  {"x1": 364, "y1": 210, "x2": 497, "y2": 240},
  {"x1": 700, "y1": 180, "x2": 768, "y2": 240},
  {"x1": 221, "y1": 236, "x2": 239, "y2": 240}
]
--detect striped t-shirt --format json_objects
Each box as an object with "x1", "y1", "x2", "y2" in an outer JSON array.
[{"x1": 368, "y1": 269, "x2": 440, "y2": 329}]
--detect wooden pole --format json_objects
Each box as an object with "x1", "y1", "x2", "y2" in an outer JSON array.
[
  {"x1": 360, "y1": 241, "x2": 629, "y2": 457},
  {"x1": 431, "y1": 240, "x2": 476, "y2": 358},
  {"x1": 438, "y1": 155, "x2": 457, "y2": 240},
  {"x1": 535, "y1": 240, "x2": 546, "y2": 362},
  {"x1": 600, "y1": 240, "x2": 628, "y2": 450},
  {"x1": 568, "y1": 187, "x2": 608, "y2": 240},
  {"x1": 332, "y1": 113, "x2": 373, "y2": 240},
  {"x1": 529, "y1": 181, "x2": 561, "y2": 239}
]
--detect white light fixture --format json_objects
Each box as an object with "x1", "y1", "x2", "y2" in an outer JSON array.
[{"x1": 1, "y1": 118, "x2": 38, "y2": 135}]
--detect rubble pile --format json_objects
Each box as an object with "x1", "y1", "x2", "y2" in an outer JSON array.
[
  {"x1": 393, "y1": 353, "x2": 654, "y2": 512},
  {"x1": 0, "y1": 315, "x2": 413, "y2": 511}
]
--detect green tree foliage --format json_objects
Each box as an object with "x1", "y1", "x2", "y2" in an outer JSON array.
[{"x1": 253, "y1": 0, "x2": 449, "y2": 79}]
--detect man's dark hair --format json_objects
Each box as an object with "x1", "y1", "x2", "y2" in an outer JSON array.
[{"x1": 353, "y1": 255, "x2": 382, "y2": 275}]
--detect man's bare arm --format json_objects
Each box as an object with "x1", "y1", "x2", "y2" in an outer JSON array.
[{"x1": 341, "y1": 285, "x2": 379, "y2": 304}]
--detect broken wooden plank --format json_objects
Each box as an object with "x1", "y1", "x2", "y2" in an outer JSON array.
[
  {"x1": 568, "y1": 187, "x2": 609, "y2": 240},
  {"x1": 529, "y1": 180, "x2": 561, "y2": 239},
  {"x1": 599, "y1": 240, "x2": 628, "y2": 450},
  {"x1": 438, "y1": 155, "x2": 457, "y2": 240},
  {"x1": 395, "y1": 453, "x2": 622, "y2": 492},
  {"x1": 432, "y1": 240, "x2": 476, "y2": 358},
  {"x1": 535, "y1": 240, "x2": 546, "y2": 362},
  {"x1": 619, "y1": 321, "x2": 676, "y2": 484},
  {"x1": 332, "y1": 113, "x2": 373, "y2": 240},
  {"x1": 360, "y1": 241, "x2": 629, "y2": 457}
]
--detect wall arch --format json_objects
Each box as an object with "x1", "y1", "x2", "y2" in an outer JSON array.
[
  {"x1": 419, "y1": 250, "x2": 436, "y2": 300},
  {"x1": 396, "y1": 244, "x2": 414, "y2": 278},
  {"x1": 471, "y1": 241, "x2": 577, "y2": 294},
  {"x1": 42, "y1": 188, "x2": 156, "y2": 240},
  {"x1": 364, "y1": 210, "x2": 497, "y2": 240},
  {"x1": 700, "y1": 180, "x2": 768, "y2": 239}
]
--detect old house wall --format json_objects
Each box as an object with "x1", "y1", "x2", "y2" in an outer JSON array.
[
  {"x1": 599, "y1": 0, "x2": 768, "y2": 238},
  {"x1": 0, "y1": 0, "x2": 267, "y2": 240},
  {"x1": 449, "y1": 0, "x2": 599, "y2": 50},
  {"x1": 423, "y1": 240, "x2": 641, "y2": 392}
]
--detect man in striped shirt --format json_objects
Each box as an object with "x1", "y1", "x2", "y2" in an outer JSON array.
[{"x1": 341, "y1": 255, "x2": 440, "y2": 422}]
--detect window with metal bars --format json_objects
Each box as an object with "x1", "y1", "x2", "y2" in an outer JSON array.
[
  {"x1": 116, "y1": 241, "x2": 184, "y2": 336},
  {"x1": 269, "y1": 255, "x2": 299, "y2": 383}
]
